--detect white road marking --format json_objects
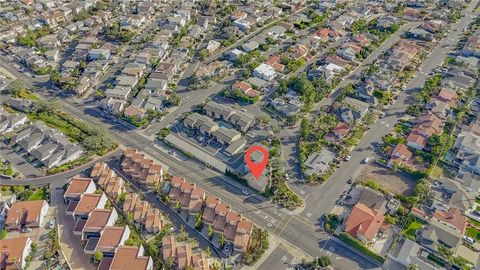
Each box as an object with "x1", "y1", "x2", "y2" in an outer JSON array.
[{"x1": 306, "y1": 212, "x2": 312, "y2": 217}]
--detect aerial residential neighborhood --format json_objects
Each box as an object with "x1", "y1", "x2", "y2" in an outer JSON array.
[{"x1": 1, "y1": 0, "x2": 480, "y2": 270}]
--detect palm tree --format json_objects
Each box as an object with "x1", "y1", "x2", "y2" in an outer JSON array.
[
  {"x1": 208, "y1": 225, "x2": 214, "y2": 239},
  {"x1": 210, "y1": 261, "x2": 221, "y2": 270},
  {"x1": 164, "y1": 257, "x2": 175, "y2": 270},
  {"x1": 205, "y1": 246, "x2": 212, "y2": 257},
  {"x1": 194, "y1": 213, "x2": 203, "y2": 229},
  {"x1": 174, "y1": 200, "x2": 181, "y2": 212},
  {"x1": 164, "y1": 195, "x2": 171, "y2": 204},
  {"x1": 219, "y1": 234, "x2": 226, "y2": 247}
]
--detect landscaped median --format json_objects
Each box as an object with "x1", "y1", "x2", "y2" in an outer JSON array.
[{"x1": 338, "y1": 232, "x2": 385, "y2": 263}]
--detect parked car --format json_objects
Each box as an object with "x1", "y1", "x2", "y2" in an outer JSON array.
[
  {"x1": 168, "y1": 150, "x2": 175, "y2": 155},
  {"x1": 48, "y1": 220, "x2": 55, "y2": 229},
  {"x1": 463, "y1": 236, "x2": 475, "y2": 245},
  {"x1": 223, "y1": 242, "x2": 232, "y2": 255},
  {"x1": 363, "y1": 157, "x2": 370, "y2": 164},
  {"x1": 241, "y1": 190, "x2": 250, "y2": 196},
  {"x1": 345, "y1": 155, "x2": 351, "y2": 161},
  {"x1": 21, "y1": 227, "x2": 33, "y2": 233}
]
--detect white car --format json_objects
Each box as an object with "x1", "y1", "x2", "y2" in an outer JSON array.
[
  {"x1": 345, "y1": 155, "x2": 351, "y2": 161},
  {"x1": 285, "y1": 173, "x2": 289, "y2": 180},
  {"x1": 463, "y1": 236, "x2": 475, "y2": 245},
  {"x1": 241, "y1": 190, "x2": 250, "y2": 196},
  {"x1": 363, "y1": 157, "x2": 371, "y2": 164}
]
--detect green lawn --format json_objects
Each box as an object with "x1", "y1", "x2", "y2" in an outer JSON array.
[
  {"x1": 469, "y1": 218, "x2": 480, "y2": 227},
  {"x1": 466, "y1": 226, "x2": 480, "y2": 241},
  {"x1": 475, "y1": 196, "x2": 480, "y2": 204},
  {"x1": 29, "y1": 188, "x2": 49, "y2": 200},
  {"x1": 402, "y1": 218, "x2": 426, "y2": 240}
]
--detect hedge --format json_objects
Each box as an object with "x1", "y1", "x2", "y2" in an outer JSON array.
[{"x1": 338, "y1": 233, "x2": 385, "y2": 263}]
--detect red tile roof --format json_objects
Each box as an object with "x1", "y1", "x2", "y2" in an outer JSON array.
[
  {"x1": 433, "y1": 207, "x2": 467, "y2": 234},
  {"x1": 345, "y1": 203, "x2": 385, "y2": 241},
  {"x1": 406, "y1": 131, "x2": 427, "y2": 149},
  {"x1": 1, "y1": 237, "x2": 31, "y2": 270},
  {"x1": 65, "y1": 177, "x2": 94, "y2": 196},
  {"x1": 110, "y1": 246, "x2": 152, "y2": 270},
  {"x1": 390, "y1": 143, "x2": 413, "y2": 165},
  {"x1": 6, "y1": 200, "x2": 48, "y2": 230}
]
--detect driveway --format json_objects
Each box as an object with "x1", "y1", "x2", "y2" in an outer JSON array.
[
  {"x1": 0, "y1": 141, "x2": 41, "y2": 178},
  {"x1": 54, "y1": 188, "x2": 95, "y2": 270}
]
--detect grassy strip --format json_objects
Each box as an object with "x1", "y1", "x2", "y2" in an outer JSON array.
[
  {"x1": 338, "y1": 233, "x2": 385, "y2": 263},
  {"x1": 47, "y1": 155, "x2": 94, "y2": 175}
]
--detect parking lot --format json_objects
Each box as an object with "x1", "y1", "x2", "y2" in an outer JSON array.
[{"x1": 0, "y1": 140, "x2": 41, "y2": 177}]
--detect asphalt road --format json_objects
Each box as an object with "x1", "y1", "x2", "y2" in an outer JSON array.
[{"x1": 258, "y1": 245, "x2": 295, "y2": 270}]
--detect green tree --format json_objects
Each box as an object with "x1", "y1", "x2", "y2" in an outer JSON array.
[
  {"x1": 300, "y1": 117, "x2": 310, "y2": 139},
  {"x1": 157, "y1": 128, "x2": 171, "y2": 139},
  {"x1": 385, "y1": 214, "x2": 398, "y2": 225},
  {"x1": 408, "y1": 263, "x2": 419, "y2": 270},
  {"x1": 92, "y1": 251, "x2": 103, "y2": 264},
  {"x1": 7, "y1": 80, "x2": 26, "y2": 96},
  {"x1": 168, "y1": 94, "x2": 181, "y2": 106},
  {"x1": 83, "y1": 136, "x2": 104, "y2": 152},
  {"x1": 0, "y1": 229, "x2": 7, "y2": 239},
  {"x1": 50, "y1": 70, "x2": 61, "y2": 84},
  {"x1": 199, "y1": 49, "x2": 209, "y2": 60},
  {"x1": 36, "y1": 99, "x2": 60, "y2": 113},
  {"x1": 18, "y1": 189, "x2": 33, "y2": 201},
  {"x1": 79, "y1": 61, "x2": 87, "y2": 69},
  {"x1": 318, "y1": 256, "x2": 331, "y2": 267}
]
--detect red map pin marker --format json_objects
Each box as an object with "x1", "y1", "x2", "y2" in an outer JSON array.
[{"x1": 245, "y1": 146, "x2": 269, "y2": 179}]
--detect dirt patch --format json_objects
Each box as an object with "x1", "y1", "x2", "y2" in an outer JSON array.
[{"x1": 358, "y1": 163, "x2": 417, "y2": 196}]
